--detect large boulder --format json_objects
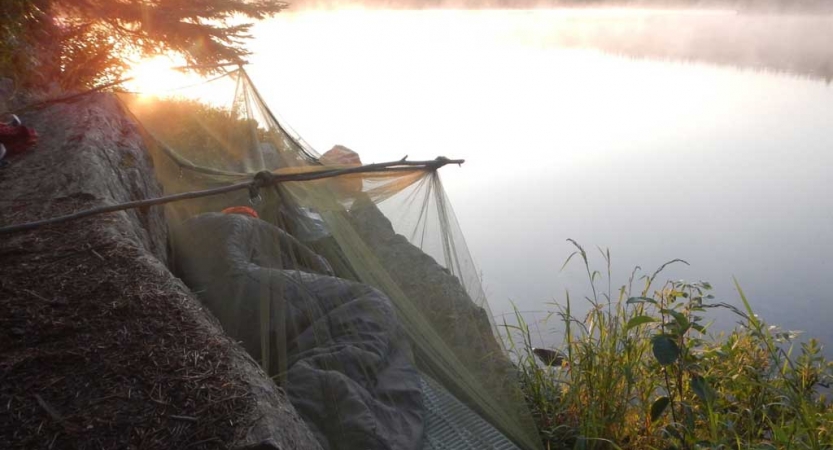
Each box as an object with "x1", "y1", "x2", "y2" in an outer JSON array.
[
  {"x1": 349, "y1": 195, "x2": 506, "y2": 364},
  {"x1": 347, "y1": 196, "x2": 527, "y2": 429},
  {"x1": 0, "y1": 92, "x2": 320, "y2": 450}
]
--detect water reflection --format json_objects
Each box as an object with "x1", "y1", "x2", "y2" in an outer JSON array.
[{"x1": 246, "y1": 9, "x2": 833, "y2": 350}]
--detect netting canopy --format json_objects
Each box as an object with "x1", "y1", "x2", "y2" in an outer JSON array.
[{"x1": 119, "y1": 68, "x2": 541, "y2": 450}]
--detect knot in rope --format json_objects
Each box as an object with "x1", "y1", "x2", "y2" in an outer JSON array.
[
  {"x1": 248, "y1": 170, "x2": 276, "y2": 204},
  {"x1": 429, "y1": 156, "x2": 452, "y2": 170},
  {"x1": 252, "y1": 170, "x2": 277, "y2": 188}
]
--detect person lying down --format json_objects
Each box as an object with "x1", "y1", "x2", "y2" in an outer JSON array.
[{"x1": 172, "y1": 207, "x2": 424, "y2": 450}]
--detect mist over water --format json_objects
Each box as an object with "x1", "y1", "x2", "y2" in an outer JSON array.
[{"x1": 247, "y1": 8, "x2": 833, "y2": 349}]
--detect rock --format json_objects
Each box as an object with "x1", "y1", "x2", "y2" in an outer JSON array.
[
  {"x1": 2, "y1": 93, "x2": 167, "y2": 260},
  {"x1": 0, "y1": 78, "x2": 13, "y2": 114},
  {"x1": 348, "y1": 195, "x2": 528, "y2": 427},
  {"x1": 235, "y1": 439, "x2": 282, "y2": 450},
  {"x1": 349, "y1": 194, "x2": 506, "y2": 359},
  {"x1": 0, "y1": 92, "x2": 320, "y2": 450},
  {"x1": 0, "y1": 78, "x2": 13, "y2": 98}
]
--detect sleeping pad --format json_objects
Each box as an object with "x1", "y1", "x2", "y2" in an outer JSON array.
[{"x1": 172, "y1": 212, "x2": 424, "y2": 450}]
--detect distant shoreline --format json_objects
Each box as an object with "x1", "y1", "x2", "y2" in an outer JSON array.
[
  {"x1": 280, "y1": 6, "x2": 833, "y2": 82},
  {"x1": 287, "y1": 1, "x2": 833, "y2": 14}
]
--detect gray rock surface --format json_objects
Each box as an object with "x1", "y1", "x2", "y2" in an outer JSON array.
[
  {"x1": 0, "y1": 92, "x2": 320, "y2": 450},
  {"x1": 348, "y1": 195, "x2": 529, "y2": 431},
  {"x1": 4, "y1": 93, "x2": 167, "y2": 260},
  {"x1": 0, "y1": 78, "x2": 13, "y2": 114},
  {"x1": 349, "y1": 194, "x2": 507, "y2": 364}
]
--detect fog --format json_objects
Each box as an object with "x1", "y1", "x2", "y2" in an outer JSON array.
[
  {"x1": 287, "y1": 0, "x2": 833, "y2": 13},
  {"x1": 246, "y1": 8, "x2": 833, "y2": 349},
  {"x1": 277, "y1": 6, "x2": 833, "y2": 81}
]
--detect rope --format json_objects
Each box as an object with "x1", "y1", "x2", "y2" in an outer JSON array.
[
  {"x1": 171, "y1": 62, "x2": 242, "y2": 72},
  {"x1": 11, "y1": 77, "x2": 135, "y2": 114},
  {"x1": 0, "y1": 157, "x2": 464, "y2": 236}
]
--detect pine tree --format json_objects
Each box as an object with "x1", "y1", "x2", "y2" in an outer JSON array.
[{"x1": 1, "y1": 0, "x2": 287, "y2": 89}]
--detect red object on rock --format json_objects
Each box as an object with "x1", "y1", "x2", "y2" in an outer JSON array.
[{"x1": 0, "y1": 123, "x2": 38, "y2": 156}]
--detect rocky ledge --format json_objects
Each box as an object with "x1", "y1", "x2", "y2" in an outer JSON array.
[{"x1": 0, "y1": 92, "x2": 320, "y2": 450}]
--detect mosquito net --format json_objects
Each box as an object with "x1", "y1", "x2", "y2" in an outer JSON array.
[{"x1": 118, "y1": 68, "x2": 541, "y2": 450}]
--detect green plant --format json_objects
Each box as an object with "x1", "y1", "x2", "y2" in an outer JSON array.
[{"x1": 506, "y1": 240, "x2": 833, "y2": 450}]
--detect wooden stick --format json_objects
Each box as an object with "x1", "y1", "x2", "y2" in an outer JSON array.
[{"x1": 0, "y1": 157, "x2": 464, "y2": 236}]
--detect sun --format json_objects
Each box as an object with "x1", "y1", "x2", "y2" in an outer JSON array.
[
  {"x1": 124, "y1": 55, "x2": 197, "y2": 97},
  {"x1": 123, "y1": 55, "x2": 238, "y2": 108}
]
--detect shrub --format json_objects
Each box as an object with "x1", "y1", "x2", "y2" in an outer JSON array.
[{"x1": 506, "y1": 240, "x2": 833, "y2": 449}]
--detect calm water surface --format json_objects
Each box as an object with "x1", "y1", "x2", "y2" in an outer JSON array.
[{"x1": 246, "y1": 9, "x2": 833, "y2": 349}]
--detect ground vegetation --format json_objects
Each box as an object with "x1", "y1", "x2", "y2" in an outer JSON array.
[{"x1": 509, "y1": 241, "x2": 833, "y2": 449}]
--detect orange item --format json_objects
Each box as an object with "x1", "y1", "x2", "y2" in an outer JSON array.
[{"x1": 221, "y1": 206, "x2": 259, "y2": 218}]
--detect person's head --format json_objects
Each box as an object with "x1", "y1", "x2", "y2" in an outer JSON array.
[
  {"x1": 320, "y1": 145, "x2": 363, "y2": 195},
  {"x1": 321, "y1": 145, "x2": 361, "y2": 166}
]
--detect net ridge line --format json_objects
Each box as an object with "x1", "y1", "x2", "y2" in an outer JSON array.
[
  {"x1": 0, "y1": 157, "x2": 464, "y2": 236},
  {"x1": 239, "y1": 69, "x2": 320, "y2": 164}
]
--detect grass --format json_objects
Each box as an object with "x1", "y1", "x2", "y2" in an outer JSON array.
[{"x1": 504, "y1": 240, "x2": 833, "y2": 450}]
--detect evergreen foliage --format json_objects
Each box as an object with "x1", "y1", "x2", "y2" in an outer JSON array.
[{"x1": 0, "y1": 0, "x2": 287, "y2": 89}]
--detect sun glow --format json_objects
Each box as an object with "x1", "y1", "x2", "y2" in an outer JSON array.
[
  {"x1": 124, "y1": 55, "x2": 207, "y2": 97},
  {"x1": 122, "y1": 55, "x2": 237, "y2": 108},
  {"x1": 246, "y1": 9, "x2": 720, "y2": 166}
]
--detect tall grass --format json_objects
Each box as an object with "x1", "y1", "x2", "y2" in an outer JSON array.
[{"x1": 504, "y1": 240, "x2": 833, "y2": 449}]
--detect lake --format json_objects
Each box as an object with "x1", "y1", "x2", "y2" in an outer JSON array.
[{"x1": 245, "y1": 8, "x2": 833, "y2": 350}]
